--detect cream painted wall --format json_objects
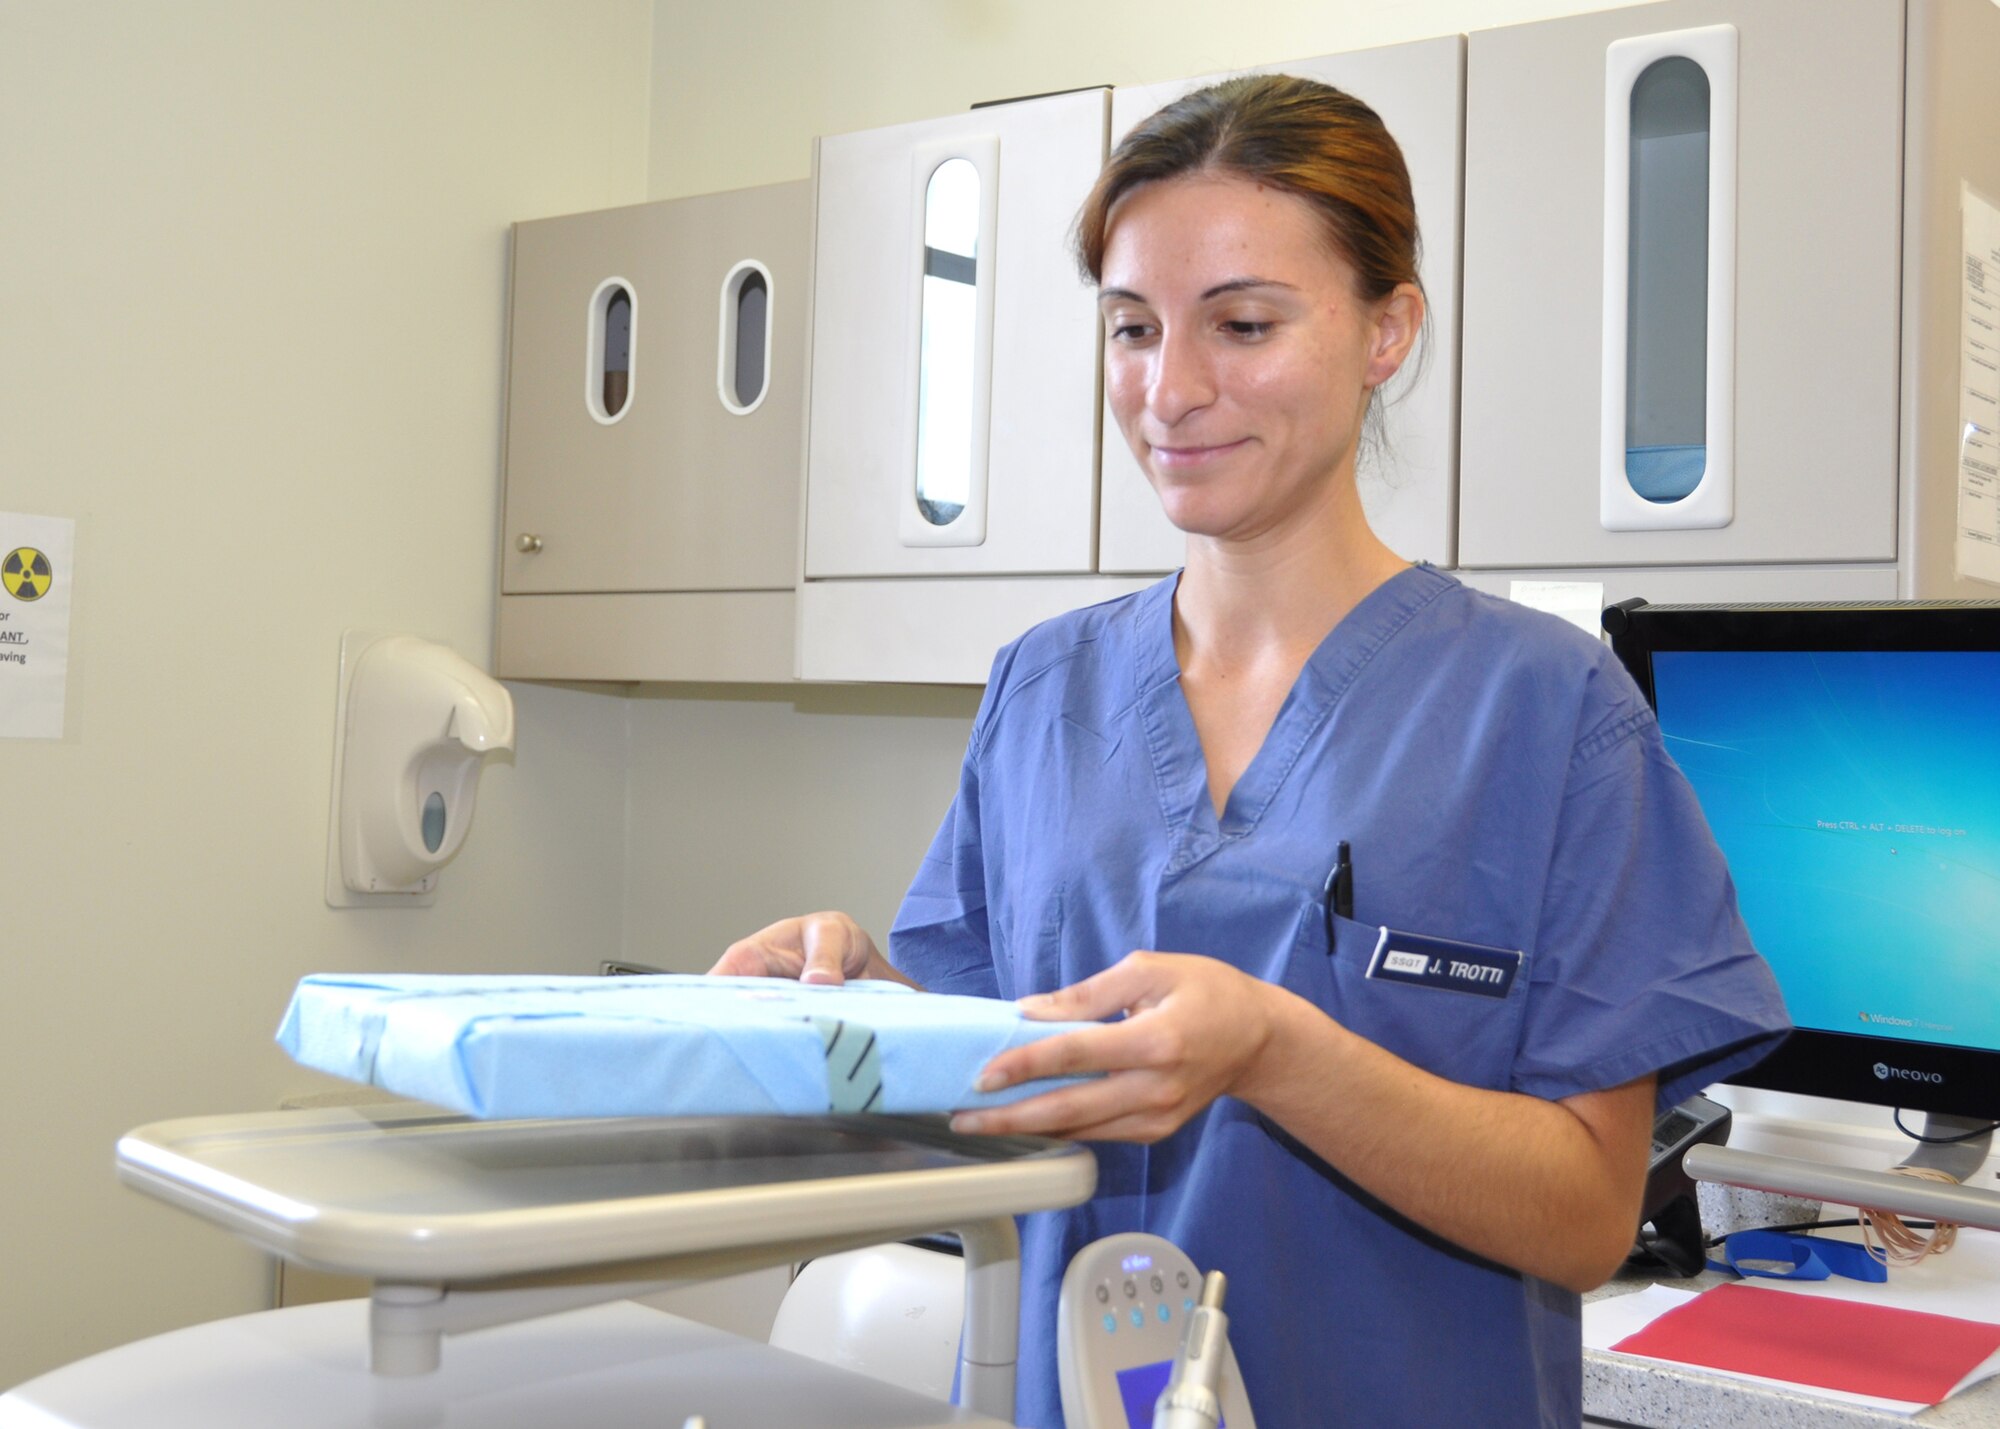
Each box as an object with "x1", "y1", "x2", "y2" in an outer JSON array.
[
  {"x1": 646, "y1": 0, "x2": 1655, "y2": 198},
  {"x1": 622, "y1": 683, "x2": 982, "y2": 971},
  {"x1": 0, "y1": 0, "x2": 651, "y2": 1389}
]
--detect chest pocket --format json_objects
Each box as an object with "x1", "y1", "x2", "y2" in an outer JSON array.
[
  {"x1": 1009, "y1": 885, "x2": 1066, "y2": 1001},
  {"x1": 1286, "y1": 907, "x2": 1532, "y2": 1094}
]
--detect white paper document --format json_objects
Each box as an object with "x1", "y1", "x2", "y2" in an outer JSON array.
[
  {"x1": 1959, "y1": 184, "x2": 2000, "y2": 586},
  {"x1": 0, "y1": 511, "x2": 76, "y2": 740},
  {"x1": 1508, "y1": 580, "x2": 1607, "y2": 637}
]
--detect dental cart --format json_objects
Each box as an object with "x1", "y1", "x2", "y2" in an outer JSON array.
[{"x1": 0, "y1": 1104, "x2": 1098, "y2": 1428}]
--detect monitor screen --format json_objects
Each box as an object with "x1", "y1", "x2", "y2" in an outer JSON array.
[
  {"x1": 1607, "y1": 602, "x2": 2000, "y2": 1121},
  {"x1": 1114, "y1": 1360, "x2": 1227, "y2": 1429}
]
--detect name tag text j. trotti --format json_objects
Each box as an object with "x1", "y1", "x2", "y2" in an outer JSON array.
[{"x1": 1364, "y1": 928, "x2": 1522, "y2": 1000}]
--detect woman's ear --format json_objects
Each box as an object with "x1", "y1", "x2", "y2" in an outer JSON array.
[{"x1": 1364, "y1": 283, "x2": 1425, "y2": 390}]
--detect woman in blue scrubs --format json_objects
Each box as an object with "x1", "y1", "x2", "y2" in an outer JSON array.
[{"x1": 717, "y1": 75, "x2": 1788, "y2": 1428}]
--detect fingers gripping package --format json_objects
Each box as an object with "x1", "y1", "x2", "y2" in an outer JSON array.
[{"x1": 277, "y1": 974, "x2": 1097, "y2": 1120}]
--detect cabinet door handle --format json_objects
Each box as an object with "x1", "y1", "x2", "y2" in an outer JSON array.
[{"x1": 515, "y1": 534, "x2": 544, "y2": 554}]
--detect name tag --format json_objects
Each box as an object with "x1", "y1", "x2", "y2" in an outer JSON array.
[{"x1": 1364, "y1": 927, "x2": 1522, "y2": 1000}]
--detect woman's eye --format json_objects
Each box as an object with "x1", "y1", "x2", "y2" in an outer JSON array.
[
  {"x1": 1222, "y1": 320, "x2": 1274, "y2": 339},
  {"x1": 1107, "y1": 321, "x2": 1156, "y2": 343}
]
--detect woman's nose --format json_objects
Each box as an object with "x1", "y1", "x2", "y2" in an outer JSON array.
[{"x1": 1147, "y1": 331, "x2": 1216, "y2": 426}]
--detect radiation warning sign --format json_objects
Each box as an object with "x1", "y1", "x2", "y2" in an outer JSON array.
[
  {"x1": 3, "y1": 548, "x2": 54, "y2": 601},
  {"x1": 0, "y1": 513, "x2": 75, "y2": 740}
]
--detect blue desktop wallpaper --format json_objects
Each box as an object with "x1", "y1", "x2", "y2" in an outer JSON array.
[
  {"x1": 1652, "y1": 650, "x2": 2000, "y2": 1054},
  {"x1": 1115, "y1": 1360, "x2": 1226, "y2": 1428}
]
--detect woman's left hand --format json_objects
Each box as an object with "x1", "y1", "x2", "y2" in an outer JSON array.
[{"x1": 950, "y1": 951, "x2": 1285, "y2": 1142}]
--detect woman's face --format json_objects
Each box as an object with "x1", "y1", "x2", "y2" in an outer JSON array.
[{"x1": 1097, "y1": 172, "x2": 1420, "y2": 545}]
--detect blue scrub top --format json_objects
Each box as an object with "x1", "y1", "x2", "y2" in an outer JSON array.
[{"x1": 891, "y1": 565, "x2": 1789, "y2": 1429}]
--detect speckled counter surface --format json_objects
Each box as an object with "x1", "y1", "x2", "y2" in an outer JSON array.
[{"x1": 1582, "y1": 1266, "x2": 2000, "y2": 1428}]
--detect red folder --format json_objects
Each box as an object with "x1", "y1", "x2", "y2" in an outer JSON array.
[{"x1": 1612, "y1": 1281, "x2": 2000, "y2": 1404}]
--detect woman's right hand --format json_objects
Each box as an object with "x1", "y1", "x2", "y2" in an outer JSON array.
[{"x1": 708, "y1": 911, "x2": 922, "y2": 989}]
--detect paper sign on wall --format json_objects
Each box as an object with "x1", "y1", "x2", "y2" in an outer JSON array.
[
  {"x1": 1509, "y1": 579, "x2": 1608, "y2": 638},
  {"x1": 0, "y1": 512, "x2": 75, "y2": 740},
  {"x1": 1959, "y1": 184, "x2": 2000, "y2": 587}
]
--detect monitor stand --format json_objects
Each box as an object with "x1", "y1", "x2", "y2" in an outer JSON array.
[{"x1": 1896, "y1": 1112, "x2": 1995, "y2": 1183}]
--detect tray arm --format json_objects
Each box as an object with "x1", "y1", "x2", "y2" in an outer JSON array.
[{"x1": 365, "y1": 1215, "x2": 1026, "y2": 1423}]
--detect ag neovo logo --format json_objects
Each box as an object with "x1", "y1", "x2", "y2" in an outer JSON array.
[{"x1": 1873, "y1": 1061, "x2": 1945, "y2": 1085}]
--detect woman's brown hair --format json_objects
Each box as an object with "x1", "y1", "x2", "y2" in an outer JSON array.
[{"x1": 1074, "y1": 73, "x2": 1422, "y2": 307}]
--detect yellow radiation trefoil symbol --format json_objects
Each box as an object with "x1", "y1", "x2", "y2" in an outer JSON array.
[{"x1": 2, "y1": 548, "x2": 53, "y2": 601}]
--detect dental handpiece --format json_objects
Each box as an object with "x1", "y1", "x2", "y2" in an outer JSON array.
[{"x1": 1152, "y1": 1270, "x2": 1230, "y2": 1429}]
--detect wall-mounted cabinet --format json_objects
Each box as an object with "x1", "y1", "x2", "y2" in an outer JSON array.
[
  {"x1": 1457, "y1": 0, "x2": 1905, "y2": 571},
  {"x1": 797, "y1": 89, "x2": 1127, "y2": 683},
  {"x1": 803, "y1": 89, "x2": 1109, "y2": 581},
  {"x1": 1459, "y1": 0, "x2": 2000, "y2": 601},
  {"x1": 495, "y1": 180, "x2": 810, "y2": 682},
  {"x1": 1096, "y1": 37, "x2": 1467, "y2": 576}
]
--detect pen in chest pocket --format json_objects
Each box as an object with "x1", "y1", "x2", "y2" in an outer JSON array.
[{"x1": 1321, "y1": 840, "x2": 1354, "y2": 950}]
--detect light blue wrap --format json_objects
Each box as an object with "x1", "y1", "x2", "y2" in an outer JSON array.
[
  {"x1": 276, "y1": 973, "x2": 1096, "y2": 1120},
  {"x1": 1625, "y1": 442, "x2": 1708, "y2": 502}
]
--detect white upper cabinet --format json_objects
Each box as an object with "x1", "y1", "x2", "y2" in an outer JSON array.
[
  {"x1": 494, "y1": 181, "x2": 807, "y2": 684},
  {"x1": 1457, "y1": 0, "x2": 1903, "y2": 569},
  {"x1": 501, "y1": 182, "x2": 810, "y2": 596},
  {"x1": 803, "y1": 89, "x2": 1110, "y2": 579},
  {"x1": 1096, "y1": 38, "x2": 1467, "y2": 576}
]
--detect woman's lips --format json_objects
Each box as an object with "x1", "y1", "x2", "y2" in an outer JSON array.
[{"x1": 1148, "y1": 437, "x2": 1250, "y2": 470}]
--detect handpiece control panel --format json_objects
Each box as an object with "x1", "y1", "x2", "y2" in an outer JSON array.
[{"x1": 1056, "y1": 1233, "x2": 1256, "y2": 1429}]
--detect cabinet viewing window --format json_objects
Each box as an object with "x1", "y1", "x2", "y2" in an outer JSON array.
[
  {"x1": 1625, "y1": 55, "x2": 1710, "y2": 503},
  {"x1": 718, "y1": 260, "x2": 774, "y2": 415},
  {"x1": 916, "y1": 156, "x2": 982, "y2": 527},
  {"x1": 1600, "y1": 24, "x2": 1737, "y2": 532},
  {"x1": 587, "y1": 277, "x2": 635, "y2": 424}
]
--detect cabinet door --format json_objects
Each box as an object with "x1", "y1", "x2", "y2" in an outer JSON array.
[
  {"x1": 1097, "y1": 38, "x2": 1467, "y2": 575},
  {"x1": 1458, "y1": 0, "x2": 1902, "y2": 569},
  {"x1": 501, "y1": 181, "x2": 808, "y2": 594},
  {"x1": 804, "y1": 90, "x2": 1109, "y2": 579}
]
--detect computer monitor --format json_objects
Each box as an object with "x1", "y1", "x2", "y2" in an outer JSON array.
[{"x1": 1604, "y1": 600, "x2": 2000, "y2": 1125}]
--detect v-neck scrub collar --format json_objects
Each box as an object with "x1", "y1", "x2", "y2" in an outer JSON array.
[{"x1": 1135, "y1": 563, "x2": 1457, "y2": 846}]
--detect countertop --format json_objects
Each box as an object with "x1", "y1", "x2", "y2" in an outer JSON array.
[{"x1": 1583, "y1": 1240, "x2": 2000, "y2": 1427}]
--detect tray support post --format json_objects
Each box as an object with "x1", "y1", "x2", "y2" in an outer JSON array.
[{"x1": 957, "y1": 1216, "x2": 1020, "y2": 1422}]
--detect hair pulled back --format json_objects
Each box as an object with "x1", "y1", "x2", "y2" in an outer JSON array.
[{"x1": 1075, "y1": 73, "x2": 1422, "y2": 307}]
